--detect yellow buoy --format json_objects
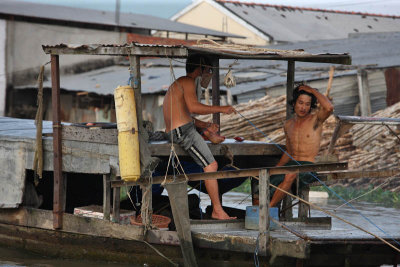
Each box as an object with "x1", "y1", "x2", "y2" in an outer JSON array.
[{"x1": 114, "y1": 85, "x2": 140, "y2": 181}]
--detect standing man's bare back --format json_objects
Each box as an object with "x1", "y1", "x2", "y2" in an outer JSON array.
[
  {"x1": 163, "y1": 54, "x2": 236, "y2": 220},
  {"x1": 270, "y1": 84, "x2": 333, "y2": 207}
]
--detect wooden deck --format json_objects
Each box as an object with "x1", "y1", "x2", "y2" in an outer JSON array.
[
  {"x1": 1, "y1": 116, "x2": 400, "y2": 266},
  {"x1": 0, "y1": 204, "x2": 399, "y2": 266},
  {"x1": 190, "y1": 200, "x2": 400, "y2": 266}
]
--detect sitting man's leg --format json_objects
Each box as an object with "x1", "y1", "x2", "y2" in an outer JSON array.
[
  {"x1": 203, "y1": 161, "x2": 236, "y2": 220},
  {"x1": 270, "y1": 173, "x2": 297, "y2": 207},
  {"x1": 173, "y1": 123, "x2": 235, "y2": 220}
]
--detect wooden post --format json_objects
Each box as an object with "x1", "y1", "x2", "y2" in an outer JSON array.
[
  {"x1": 129, "y1": 55, "x2": 152, "y2": 226},
  {"x1": 51, "y1": 54, "x2": 64, "y2": 230},
  {"x1": 251, "y1": 178, "x2": 259, "y2": 205},
  {"x1": 130, "y1": 55, "x2": 143, "y2": 132},
  {"x1": 282, "y1": 195, "x2": 293, "y2": 220},
  {"x1": 165, "y1": 182, "x2": 198, "y2": 267},
  {"x1": 298, "y1": 187, "x2": 310, "y2": 221},
  {"x1": 327, "y1": 121, "x2": 353, "y2": 155},
  {"x1": 62, "y1": 173, "x2": 67, "y2": 212},
  {"x1": 286, "y1": 60, "x2": 295, "y2": 119},
  {"x1": 282, "y1": 60, "x2": 295, "y2": 220},
  {"x1": 103, "y1": 174, "x2": 111, "y2": 221},
  {"x1": 112, "y1": 176, "x2": 121, "y2": 223},
  {"x1": 328, "y1": 122, "x2": 342, "y2": 155},
  {"x1": 258, "y1": 169, "x2": 270, "y2": 256},
  {"x1": 212, "y1": 57, "x2": 220, "y2": 132},
  {"x1": 357, "y1": 68, "x2": 371, "y2": 116}
]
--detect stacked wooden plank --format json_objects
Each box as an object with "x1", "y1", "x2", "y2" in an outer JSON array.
[
  {"x1": 346, "y1": 102, "x2": 400, "y2": 171},
  {"x1": 197, "y1": 95, "x2": 287, "y2": 141}
]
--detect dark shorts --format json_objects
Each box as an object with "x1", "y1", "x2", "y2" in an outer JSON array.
[
  {"x1": 166, "y1": 122, "x2": 215, "y2": 168},
  {"x1": 270, "y1": 161, "x2": 317, "y2": 196}
]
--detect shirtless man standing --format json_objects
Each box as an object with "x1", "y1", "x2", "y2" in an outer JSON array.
[
  {"x1": 269, "y1": 84, "x2": 334, "y2": 207},
  {"x1": 163, "y1": 54, "x2": 236, "y2": 220}
]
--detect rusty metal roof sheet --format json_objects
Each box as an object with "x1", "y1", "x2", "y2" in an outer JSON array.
[
  {"x1": 42, "y1": 42, "x2": 351, "y2": 65},
  {"x1": 0, "y1": 0, "x2": 242, "y2": 39}
]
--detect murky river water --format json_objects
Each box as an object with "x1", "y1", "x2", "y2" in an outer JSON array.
[
  {"x1": 1, "y1": 191, "x2": 399, "y2": 266},
  {"x1": 0, "y1": 246, "x2": 135, "y2": 267}
]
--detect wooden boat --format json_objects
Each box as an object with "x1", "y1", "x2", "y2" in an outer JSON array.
[{"x1": 1, "y1": 43, "x2": 400, "y2": 267}]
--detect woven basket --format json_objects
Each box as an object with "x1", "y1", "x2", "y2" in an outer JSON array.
[{"x1": 130, "y1": 214, "x2": 171, "y2": 229}]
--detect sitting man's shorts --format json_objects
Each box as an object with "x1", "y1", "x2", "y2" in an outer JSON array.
[
  {"x1": 270, "y1": 160, "x2": 317, "y2": 197},
  {"x1": 166, "y1": 121, "x2": 215, "y2": 168}
]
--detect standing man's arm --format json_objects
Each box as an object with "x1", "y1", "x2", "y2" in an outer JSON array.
[
  {"x1": 299, "y1": 85, "x2": 334, "y2": 123},
  {"x1": 183, "y1": 78, "x2": 235, "y2": 115}
]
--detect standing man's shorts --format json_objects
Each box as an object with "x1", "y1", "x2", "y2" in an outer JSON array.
[{"x1": 166, "y1": 121, "x2": 215, "y2": 168}]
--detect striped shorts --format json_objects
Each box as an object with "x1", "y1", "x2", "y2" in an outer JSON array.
[{"x1": 166, "y1": 121, "x2": 215, "y2": 168}]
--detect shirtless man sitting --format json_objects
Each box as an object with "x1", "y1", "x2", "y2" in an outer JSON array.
[
  {"x1": 163, "y1": 54, "x2": 236, "y2": 220},
  {"x1": 270, "y1": 84, "x2": 334, "y2": 207}
]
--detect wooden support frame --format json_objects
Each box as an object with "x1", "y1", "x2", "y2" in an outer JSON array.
[
  {"x1": 164, "y1": 181, "x2": 198, "y2": 267},
  {"x1": 112, "y1": 176, "x2": 121, "y2": 223},
  {"x1": 111, "y1": 162, "x2": 348, "y2": 187},
  {"x1": 286, "y1": 60, "x2": 295, "y2": 119},
  {"x1": 51, "y1": 54, "x2": 64, "y2": 230},
  {"x1": 103, "y1": 174, "x2": 111, "y2": 221},
  {"x1": 328, "y1": 121, "x2": 353, "y2": 155},
  {"x1": 328, "y1": 115, "x2": 400, "y2": 154},
  {"x1": 129, "y1": 55, "x2": 143, "y2": 134},
  {"x1": 258, "y1": 169, "x2": 270, "y2": 256},
  {"x1": 212, "y1": 56, "x2": 220, "y2": 129},
  {"x1": 282, "y1": 60, "x2": 295, "y2": 219},
  {"x1": 129, "y1": 54, "x2": 152, "y2": 226},
  {"x1": 357, "y1": 68, "x2": 371, "y2": 116},
  {"x1": 44, "y1": 43, "x2": 352, "y2": 236},
  {"x1": 298, "y1": 186, "x2": 310, "y2": 220}
]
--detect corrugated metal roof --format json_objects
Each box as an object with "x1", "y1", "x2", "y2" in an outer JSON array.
[
  {"x1": 22, "y1": 61, "x2": 187, "y2": 95},
  {"x1": 216, "y1": 0, "x2": 400, "y2": 43},
  {"x1": 34, "y1": 32, "x2": 400, "y2": 98},
  {"x1": 15, "y1": 33, "x2": 394, "y2": 112},
  {"x1": 37, "y1": 37, "x2": 350, "y2": 94},
  {"x1": 35, "y1": 32, "x2": 397, "y2": 98},
  {"x1": 0, "y1": 0, "x2": 242, "y2": 39},
  {"x1": 226, "y1": 31, "x2": 400, "y2": 96}
]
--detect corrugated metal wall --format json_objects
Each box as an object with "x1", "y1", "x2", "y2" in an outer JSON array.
[
  {"x1": 385, "y1": 68, "x2": 400, "y2": 107},
  {"x1": 0, "y1": 19, "x2": 5, "y2": 116}
]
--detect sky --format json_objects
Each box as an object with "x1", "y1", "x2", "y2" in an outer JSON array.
[{"x1": 18, "y1": 0, "x2": 400, "y2": 18}]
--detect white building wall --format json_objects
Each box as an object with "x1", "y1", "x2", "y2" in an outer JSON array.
[
  {"x1": 0, "y1": 19, "x2": 6, "y2": 116},
  {"x1": 6, "y1": 20, "x2": 126, "y2": 86}
]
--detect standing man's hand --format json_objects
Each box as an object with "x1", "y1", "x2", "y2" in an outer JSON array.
[{"x1": 221, "y1": 106, "x2": 236, "y2": 114}]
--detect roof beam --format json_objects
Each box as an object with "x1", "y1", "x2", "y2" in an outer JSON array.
[
  {"x1": 42, "y1": 43, "x2": 351, "y2": 65},
  {"x1": 43, "y1": 45, "x2": 188, "y2": 58}
]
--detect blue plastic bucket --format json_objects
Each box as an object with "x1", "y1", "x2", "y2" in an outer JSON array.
[{"x1": 245, "y1": 206, "x2": 278, "y2": 230}]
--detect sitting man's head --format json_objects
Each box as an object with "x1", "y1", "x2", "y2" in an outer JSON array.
[
  {"x1": 186, "y1": 54, "x2": 213, "y2": 88},
  {"x1": 291, "y1": 84, "x2": 317, "y2": 117}
]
